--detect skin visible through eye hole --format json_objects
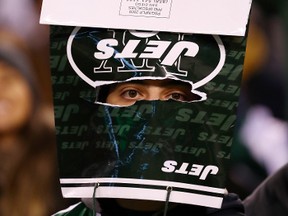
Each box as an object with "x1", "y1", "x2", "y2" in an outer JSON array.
[
  {"x1": 106, "y1": 79, "x2": 199, "y2": 106},
  {"x1": 105, "y1": 79, "x2": 199, "y2": 210}
]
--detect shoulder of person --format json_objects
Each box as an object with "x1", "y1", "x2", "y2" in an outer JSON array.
[
  {"x1": 52, "y1": 193, "x2": 244, "y2": 216},
  {"x1": 205, "y1": 193, "x2": 245, "y2": 216},
  {"x1": 244, "y1": 163, "x2": 288, "y2": 216}
]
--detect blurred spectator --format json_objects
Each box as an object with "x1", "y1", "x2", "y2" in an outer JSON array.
[
  {"x1": 240, "y1": 71, "x2": 288, "y2": 174},
  {"x1": 0, "y1": 30, "x2": 64, "y2": 216}
]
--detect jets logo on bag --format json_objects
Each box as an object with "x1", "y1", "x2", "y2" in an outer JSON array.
[{"x1": 67, "y1": 27, "x2": 226, "y2": 89}]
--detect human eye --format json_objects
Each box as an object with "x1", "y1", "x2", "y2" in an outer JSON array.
[
  {"x1": 166, "y1": 84, "x2": 201, "y2": 102},
  {"x1": 121, "y1": 88, "x2": 143, "y2": 100},
  {"x1": 169, "y1": 92, "x2": 187, "y2": 101}
]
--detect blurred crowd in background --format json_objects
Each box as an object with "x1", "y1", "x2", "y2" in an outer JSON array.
[
  {"x1": 0, "y1": 0, "x2": 67, "y2": 215},
  {"x1": 227, "y1": 0, "x2": 288, "y2": 198},
  {"x1": 0, "y1": 0, "x2": 287, "y2": 215}
]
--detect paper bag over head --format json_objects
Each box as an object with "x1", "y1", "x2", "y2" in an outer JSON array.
[{"x1": 40, "y1": 0, "x2": 252, "y2": 36}]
